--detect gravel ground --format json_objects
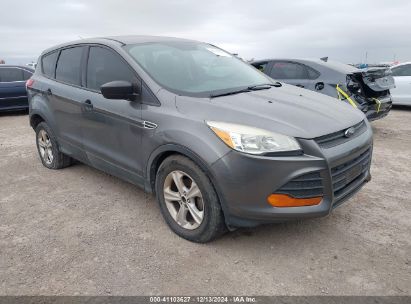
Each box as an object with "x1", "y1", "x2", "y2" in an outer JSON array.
[{"x1": 0, "y1": 108, "x2": 410, "y2": 296}]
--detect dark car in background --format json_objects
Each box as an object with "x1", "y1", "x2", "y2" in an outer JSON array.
[
  {"x1": 251, "y1": 59, "x2": 395, "y2": 121},
  {"x1": 0, "y1": 65, "x2": 33, "y2": 112}
]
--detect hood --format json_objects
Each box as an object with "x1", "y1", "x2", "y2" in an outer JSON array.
[{"x1": 175, "y1": 83, "x2": 365, "y2": 139}]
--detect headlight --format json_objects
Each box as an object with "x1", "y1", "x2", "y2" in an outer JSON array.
[{"x1": 206, "y1": 121, "x2": 301, "y2": 155}]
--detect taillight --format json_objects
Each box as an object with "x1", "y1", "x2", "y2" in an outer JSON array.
[{"x1": 26, "y1": 78, "x2": 34, "y2": 89}]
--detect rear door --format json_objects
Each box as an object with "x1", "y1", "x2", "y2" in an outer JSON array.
[
  {"x1": 80, "y1": 45, "x2": 145, "y2": 185},
  {"x1": 391, "y1": 64, "x2": 411, "y2": 105},
  {"x1": 268, "y1": 61, "x2": 319, "y2": 90},
  {"x1": 48, "y1": 46, "x2": 88, "y2": 160},
  {"x1": 0, "y1": 67, "x2": 31, "y2": 109}
]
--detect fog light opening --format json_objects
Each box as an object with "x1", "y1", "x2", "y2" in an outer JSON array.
[{"x1": 267, "y1": 194, "x2": 322, "y2": 207}]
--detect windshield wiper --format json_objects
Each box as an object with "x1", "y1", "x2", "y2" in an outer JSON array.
[
  {"x1": 210, "y1": 88, "x2": 252, "y2": 98},
  {"x1": 248, "y1": 82, "x2": 282, "y2": 90},
  {"x1": 210, "y1": 82, "x2": 282, "y2": 98}
]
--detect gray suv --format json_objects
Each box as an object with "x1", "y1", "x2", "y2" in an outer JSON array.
[{"x1": 28, "y1": 36, "x2": 373, "y2": 242}]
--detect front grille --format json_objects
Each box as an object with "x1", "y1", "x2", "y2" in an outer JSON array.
[
  {"x1": 332, "y1": 148, "x2": 371, "y2": 205},
  {"x1": 274, "y1": 171, "x2": 323, "y2": 199},
  {"x1": 315, "y1": 120, "x2": 367, "y2": 149}
]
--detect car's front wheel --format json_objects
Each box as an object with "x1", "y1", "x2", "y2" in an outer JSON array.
[
  {"x1": 35, "y1": 122, "x2": 72, "y2": 169},
  {"x1": 155, "y1": 155, "x2": 226, "y2": 243}
]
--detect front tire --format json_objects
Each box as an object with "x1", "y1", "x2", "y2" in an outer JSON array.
[
  {"x1": 35, "y1": 122, "x2": 72, "y2": 169},
  {"x1": 155, "y1": 155, "x2": 226, "y2": 243}
]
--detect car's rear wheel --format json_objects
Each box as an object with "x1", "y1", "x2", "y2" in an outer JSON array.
[
  {"x1": 155, "y1": 155, "x2": 226, "y2": 243},
  {"x1": 35, "y1": 122, "x2": 72, "y2": 169}
]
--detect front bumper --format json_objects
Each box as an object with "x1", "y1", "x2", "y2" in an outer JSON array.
[{"x1": 210, "y1": 121, "x2": 373, "y2": 228}]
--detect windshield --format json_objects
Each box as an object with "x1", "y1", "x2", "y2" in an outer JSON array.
[{"x1": 124, "y1": 41, "x2": 272, "y2": 97}]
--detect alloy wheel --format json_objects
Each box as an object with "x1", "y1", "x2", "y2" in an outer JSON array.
[
  {"x1": 163, "y1": 170, "x2": 204, "y2": 230},
  {"x1": 37, "y1": 129, "x2": 53, "y2": 165}
]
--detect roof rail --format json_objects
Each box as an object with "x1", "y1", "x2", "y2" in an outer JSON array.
[{"x1": 100, "y1": 37, "x2": 126, "y2": 46}]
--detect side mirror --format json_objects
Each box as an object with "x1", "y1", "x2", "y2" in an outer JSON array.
[{"x1": 101, "y1": 81, "x2": 138, "y2": 100}]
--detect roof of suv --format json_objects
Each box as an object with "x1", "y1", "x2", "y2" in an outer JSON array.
[{"x1": 41, "y1": 35, "x2": 199, "y2": 55}]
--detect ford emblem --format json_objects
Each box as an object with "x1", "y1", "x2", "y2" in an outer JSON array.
[{"x1": 344, "y1": 127, "x2": 356, "y2": 138}]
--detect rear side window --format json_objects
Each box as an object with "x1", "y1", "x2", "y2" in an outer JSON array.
[
  {"x1": 391, "y1": 64, "x2": 411, "y2": 77},
  {"x1": 86, "y1": 46, "x2": 137, "y2": 91},
  {"x1": 271, "y1": 61, "x2": 308, "y2": 79},
  {"x1": 56, "y1": 47, "x2": 84, "y2": 86},
  {"x1": 0, "y1": 68, "x2": 24, "y2": 82},
  {"x1": 42, "y1": 51, "x2": 59, "y2": 78}
]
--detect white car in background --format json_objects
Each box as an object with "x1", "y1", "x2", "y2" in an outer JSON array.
[
  {"x1": 391, "y1": 62, "x2": 411, "y2": 106},
  {"x1": 26, "y1": 62, "x2": 37, "y2": 69}
]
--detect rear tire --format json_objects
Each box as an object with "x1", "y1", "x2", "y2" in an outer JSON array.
[
  {"x1": 35, "y1": 122, "x2": 72, "y2": 169},
  {"x1": 155, "y1": 155, "x2": 226, "y2": 243}
]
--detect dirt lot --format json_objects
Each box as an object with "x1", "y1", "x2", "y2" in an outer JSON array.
[{"x1": 0, "y1": 109, "x2": 410, "y2": 296}]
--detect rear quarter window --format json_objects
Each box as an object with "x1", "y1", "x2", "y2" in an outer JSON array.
[
  {"x1": 23, "y1": 70, "x2": 33, "y2": 80},
  {"x1": 55, "y1": 47, "x2": 84, "y2": 86},
  {"x1": 42, "y1": 51, "x2": 59, "y2": 78},
  {"x1": 307, "y1": 66, "x2": 320, "y2": 79}
]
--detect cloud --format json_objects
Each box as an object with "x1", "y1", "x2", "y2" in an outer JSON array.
[{"x1": 1, "y1": 0, "x2": 410, "y2": 64}]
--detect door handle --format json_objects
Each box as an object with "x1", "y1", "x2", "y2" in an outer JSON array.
[
  {"x1": 83, "y1": 99, "x2": 93, "y2": 110},
  {"x1": 296, "y1": 84, "x2": 304, "y2": 88}
]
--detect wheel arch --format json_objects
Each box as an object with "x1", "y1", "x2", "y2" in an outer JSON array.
[
  {"x1": 146, "y1": 144, "x2": 212, "y2": 193},
  {"x1": 30, "y1": 113, "x2": 46, "y2": 129},
  {"x1": 145, "y1": 144, "x2": 230, "y2": 225},
  {"x1": 29, "y1": 92, "x2": 57, "y2": 132}
]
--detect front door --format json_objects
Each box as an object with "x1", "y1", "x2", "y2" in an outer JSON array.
[{"x1": 80, "y1": 46, "x2": 145, "y2": 186}]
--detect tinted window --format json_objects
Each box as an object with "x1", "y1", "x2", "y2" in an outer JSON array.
[
  {"x1": 86, "y1": 46, "x2": 137, "y2": 91},
  {"x1": 42, "y1": 51, "x2": 59, "y2": 78},
  {"x1": 307, "y1": 67, "x2": 320, "y2": 79},
  {"x1": 56, "y1": 47, "x2": 83, "y2": 85},
  {"x1": 23, "y1": 70, "x2": 33, "y2": 80},
  {"x1": 271, "y1": 61, "x2": 308, "y2": 79},
  {"x1": 0, "y1": 68, "x2": 24, "y2": 82},
  {"x1": 392, "y1": 64, "x2": 411, "y2": 77}
]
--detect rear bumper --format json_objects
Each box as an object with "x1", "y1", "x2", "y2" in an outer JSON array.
[
  {"x1": 355, "y1": 95, "x2": 392, "y2": 121},
  {"x1": 210, "y1": 122, "x2": 373, "y2": 228}
]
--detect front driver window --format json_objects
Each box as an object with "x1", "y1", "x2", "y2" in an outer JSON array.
[{"x1": 86, "y1": 46, "x2": 137, "y2": 92}]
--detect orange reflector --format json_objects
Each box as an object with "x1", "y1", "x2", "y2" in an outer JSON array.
[
  {"x1": 267, "y1": 194, "x2": 322, "y2": 207},
  {"x1": 210, "y1": 127, "x2": 235, "y2": 149}
]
